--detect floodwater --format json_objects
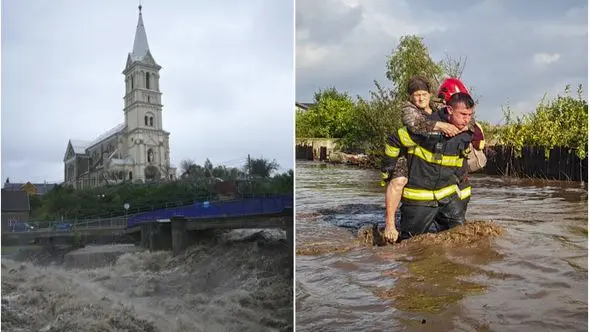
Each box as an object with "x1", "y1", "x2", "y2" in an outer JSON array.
[
  {"x1": 295, "y1": 161, "x2": 588, "y2": 332},
  {"x1": 1, "y1": 229, "x2": 292, "y2": 332}
]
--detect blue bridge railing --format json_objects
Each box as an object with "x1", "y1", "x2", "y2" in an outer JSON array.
[{"x1": 126, "y1": 195, "x2": 293, "y2": 228}]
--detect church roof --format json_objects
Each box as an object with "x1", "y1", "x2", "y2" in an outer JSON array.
[
  {"x1": 130, "y1": 5, "x2": 152, "y2": 63},
  {"x1": 87, "y1": 123, "x2": 126, "y2": 149},
  {"x1": 70, "y1": 139, "x2": 91, "y2": 154}
]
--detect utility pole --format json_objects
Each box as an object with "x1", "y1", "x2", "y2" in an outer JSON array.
[{"x1": 247, "y1": 154, "x2": 251, "y2": 180}]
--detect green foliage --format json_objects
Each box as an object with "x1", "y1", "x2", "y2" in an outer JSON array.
[
  {"x1": 475, "y1": 120, "x2": 500, "y2": 142},
  {"x1": 496, "y1": 85, "x2": 588, "y2": 159},
  {"x1": 248, "y1": 157, "x2": 280, "y2": 178},
  {"x1": 247, "y1": 169, "x2": 293, "y2": 195},
  {"x1": 343, "y1": 81, "x2": 402, "y2": 158},
  {"x1": 297, "y1": 35, "x2": 451, "y2": 158},
  {"x1": 386, "y1": 35, "x2": 444, "y2": 102},
  {"x1": 299, "y1": 35, "x2": 453, "y2": 159},
  {"x1": 180, "y1": 158, "x2": 245, "y2": 180},
  {"x1": 296, "y1": 33, "x2": 587, "y2": 167},
  {"x1": 296, "y1": 87, "x2": 357, "y2": 139},
  {"x1": 31, "y1": 158, "x2": 292, "y2": 221}
]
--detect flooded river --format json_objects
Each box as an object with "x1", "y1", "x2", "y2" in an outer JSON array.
[
  {"x1": 295, "y1": 161, "x2": 588, "y2": 332},
  {"x1": 1, "y1": 230, "x2": 292, "y2": 332}
]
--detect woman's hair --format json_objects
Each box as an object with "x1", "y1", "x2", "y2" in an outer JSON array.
[{"x1": 407, "y1": 75, "x2": 432, "y2": 95}]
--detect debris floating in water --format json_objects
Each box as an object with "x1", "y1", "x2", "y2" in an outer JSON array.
[{"x1": 357, "y1": 220, "x2": 505, "y2": 248}]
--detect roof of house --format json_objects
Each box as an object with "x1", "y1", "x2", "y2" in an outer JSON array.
[
  {"x1": 3, "y1": 182, "x2": 57, "y2": 195},
  {"x1": 1, "y1": 190, "x2": 31, "y2": 211},
  {"x1": 296, "y1": 102, "x2": 315, "y2": 111}
]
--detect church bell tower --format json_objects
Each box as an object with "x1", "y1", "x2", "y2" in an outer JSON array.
[
  {"x1": 122, "y1": 4, "x2": 173, "y2": 182},
  {"x1": 122, "y1": 4, "x2": 164, "y2": 132}
]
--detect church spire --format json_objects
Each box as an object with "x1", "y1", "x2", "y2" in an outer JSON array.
[{"x1": 131, "y1": 2, "x2": 150, "y2": 62}]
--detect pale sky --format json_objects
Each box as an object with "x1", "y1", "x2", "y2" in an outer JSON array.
[
  {"x1": 296, "y1": 0, "x2": 588, "y2": 124},
  {"x1": 2, "y1": 0, "x2": 294, "y2": 184}
]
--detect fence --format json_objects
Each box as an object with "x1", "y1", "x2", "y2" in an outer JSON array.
[
  {"x1": 482, "y1": 145, "x2": 588, "y2": 182},
  {"x1": 23, "y1": 217, "x2": 128, "y2": 231}
]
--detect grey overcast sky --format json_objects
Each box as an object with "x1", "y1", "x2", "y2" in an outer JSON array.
[
  {"x1": 2, "y1": 0, "x2": 294, "y2": 184},
  {"x1": 296, "y1": 0, "x2": 588, "y2": 124}
]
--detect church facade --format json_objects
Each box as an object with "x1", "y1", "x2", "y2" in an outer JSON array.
[{"x1": 63, "y1": 6, "x2": 176, "y2": 189}]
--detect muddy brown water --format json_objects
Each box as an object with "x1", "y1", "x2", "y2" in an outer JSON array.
[
  {"x1": 1, "y1": 230, "x2": 292, "y2": 332},
  {"x1": 295, "y1": 161, "x2": 588, "y2": 332}
]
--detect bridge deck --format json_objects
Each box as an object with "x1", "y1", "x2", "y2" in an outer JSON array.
[
  {"x1": 127, "y1": 195, "x2": 293, "y2": 228},
  {"x1": 3, "y1": 196, "x2": 293, "y2": 242},
  {"x1": 124, "y1": 210, "x2": 292, "y2": 234}
]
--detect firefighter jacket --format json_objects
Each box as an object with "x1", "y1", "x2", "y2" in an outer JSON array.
[{"x1": 381, "y1": 109, "x2": 473, "y2": 205}]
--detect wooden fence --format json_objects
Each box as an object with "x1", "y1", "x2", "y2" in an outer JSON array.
[{"x1": 482, "y1": 145, "x2": 588, "y2": 182}]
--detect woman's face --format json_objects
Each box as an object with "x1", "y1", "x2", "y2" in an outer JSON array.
[{"x1": 410, "y1": 90, "x2": 431, "y2": 109}]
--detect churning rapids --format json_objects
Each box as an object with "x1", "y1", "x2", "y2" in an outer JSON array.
[
  {"x1": 1, "y1": 229, "x2": 292, "y2": 332},
  {"x1": 295, "y1": 161, "x2": 587, "y2": 332}
]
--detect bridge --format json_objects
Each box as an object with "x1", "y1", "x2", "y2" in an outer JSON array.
[{"x1": 2, "y1": 195, "x2": 293, "y2": 252}]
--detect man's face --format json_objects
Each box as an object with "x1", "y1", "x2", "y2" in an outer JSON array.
[
  {"x1": 447, "y1": 102, "x2": 473, "y2": 130},
  {"x1": 410, "y1": 90, "x2": 431, "y2": 109}
]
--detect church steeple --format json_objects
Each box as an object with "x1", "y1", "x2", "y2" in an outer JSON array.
[
  {"x1": 122, "y1": 2, "x2": 164, "y2": 136},
  {"x1": 130, "y1": 3, "x2": 151, "y2": 63}
]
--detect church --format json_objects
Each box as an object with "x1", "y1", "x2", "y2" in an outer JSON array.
[{"x1": 63, "y1": 5, "x2": 176, "y2": 189}]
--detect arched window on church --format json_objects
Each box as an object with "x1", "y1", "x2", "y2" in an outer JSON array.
[
  {"x1": 149, "y1": 117, "x2": 154, "y2": 127},
  {"x1": 144, "y1": 116, "x2": 148, "y2": 126},
  {"x1": 146, "y1": 72, "x2": 150, "y2": 89},
  {"x1": 131, "y1": 75, "x2": 134, "y2": 89}
]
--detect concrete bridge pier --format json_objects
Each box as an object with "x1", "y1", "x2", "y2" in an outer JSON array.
[
  {"x1": 171, "y1": 217, "x2": 189, "y2": 256},
  {"x1": 140, "y1": 223, "x2": 150, "y2": 248},
  {"x1": 138, "y1": 219, "x2": 190, "y2": 254},
  {"x1": 140, "y1": 222, "x2": 172, "y2": 251}
]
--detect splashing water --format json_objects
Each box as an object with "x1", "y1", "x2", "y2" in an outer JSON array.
[{"x1": 2, "y1": 229, "x2": 292, "y2": 332}]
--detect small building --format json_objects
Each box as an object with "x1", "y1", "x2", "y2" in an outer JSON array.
[
  {"x1": 3, "y1": 178, "x2": 57, "y2": 196},
  {"x1": 1, "y1": 190, "x2": 31, "y2": 230}
]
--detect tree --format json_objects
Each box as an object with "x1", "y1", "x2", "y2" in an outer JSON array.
[
  {"x1": 344, "y1": 81, "x2": 401, "y2": 154},
  {"x1": 295, "y1": 34, "x2": 470, "y2": 161},
  {"x1": 295, "y1": 87, "x2": 356, "y2": 138},
  {"x1": 30, "y1": 156, "x2": 292, "y2": 220},
  {"x1": 386, "y1": 35, "x2": 443, "y2": 104},
  {"x1": 180, "y1": 159, "x2": 196, "y2": 176},
  {"x1": 244, "y1": 157, "x2": 280, "y2": 178},
  {"x1": 438, "y1": 53, "x2": 467, "y2": 79}
]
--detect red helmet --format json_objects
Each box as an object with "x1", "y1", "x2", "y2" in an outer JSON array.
[{"x1": 438, "y1": 78, "x2": 470, "y2": 103}]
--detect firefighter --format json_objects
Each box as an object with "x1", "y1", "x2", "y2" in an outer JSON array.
[
  {"x1": 381, "y1": 92, "x2": 476, "y2": 241},
  {"x1": 383, "y1": 76, "x2": 464, "y2": 242},
  {"x1": 437, "y1": 78, "x2": 486, "y2": 171},
  {"x1": 383, "y1": 77, "x2": 486, "y2": 242}
]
